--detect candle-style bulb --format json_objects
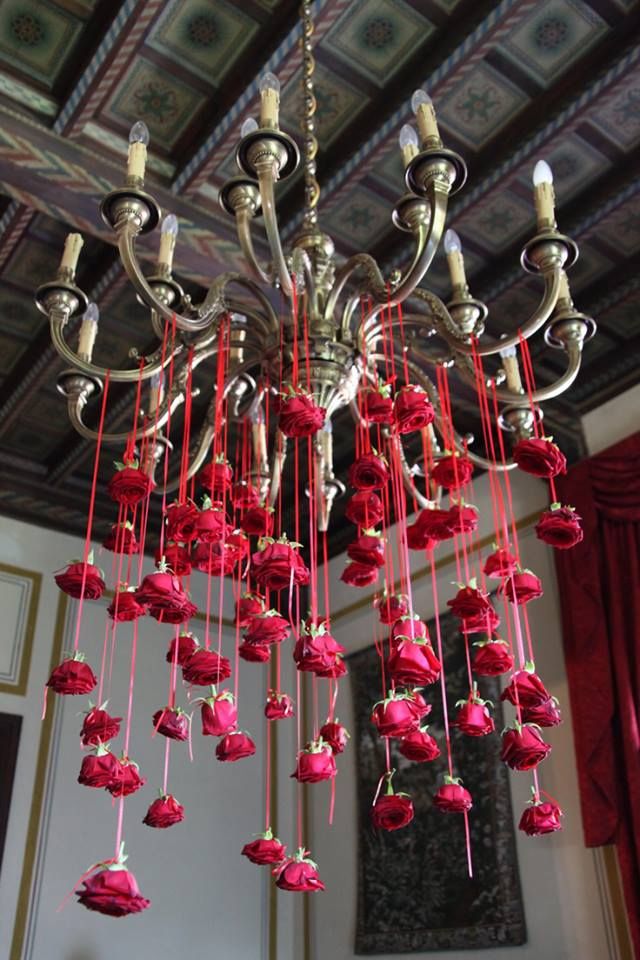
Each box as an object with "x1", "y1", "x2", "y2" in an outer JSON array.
[
  {"x1": 444, "y1": 229, "x2": 461, "y2": 254},
  {"x1": 444, "y1": 229, "x2": 466, "y2": 290},
  {"x1": 259, "y1": 72, "x2": 280, "y2": 95},
  {"x1": 78, "y1": 301, "x2": 99, "y2": 361},
  {"x1": 410, "y1": 89, "x2": 440, "y2": 145},
  {"x1": 532, "y1": 159, "x2": 556, "y2": 229},
  {"x1": 127, "y1": 121, "x2": 149, "y2": 181},
  {"x1": 259, "y1": 72, "x2": 280, "y2": 128},
  {"x1": 533, "y1": 160, "x2": 553, "y2": 186},
  {"x1": 148, "y1": 370, "x2": 164, "y2": 415},
  {"x1": 158, "y1": 214, "x2": 178, "y2": 270},
  {"x1": 129, "y1": 121, "x2": 150, "y2": 146},
  {"x1": 84, "y1": 302, "x2": 99, "y2": 324},
  {"x1": 399, "y1": 124, "x2": 419, "y2": 149},
  {"x1": 241, "y1": 116, "x2": 259, "y2": 137},
  {"x1": 161, "y1": 213, "x2": 179, "y2": 237},
  {"x1": 411, "y1": 89, "x2": 431, "y2": 114}
]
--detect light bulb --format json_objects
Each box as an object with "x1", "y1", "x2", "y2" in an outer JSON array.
[
  {"x1": 241, "y1": 116, "x2": 259, "y2": 137},
  {"x1": 150, "y1": 370, "x2": 163, "y2": 389},
  {"x1": 444, "y1": 229, "x2": 462, "y2": 254},
  {"x1": 78, "y1": 301, "x2": 99, "y2": 360},
  {"x1": 161, "y1": 213, "x2": 179, "y2": 237},
  {"x1": 129, "y1": 121, "x2": 150, "y2": 146},
  {"x1": 533, "y1": 160, "x2": 553, "y2": 186},
  {"x1": 499, "y1": 342, "x2": 517, "y2": 359},
  {"x1": 411, "y1": 89, "x2": 431, "y2": 114},
  {"x1": 259, "y1": 72, "x2": 280, "y2": 95},
  {"x1": 399, "y1": 124, "x2": 418, "y2": 149},
  {"x1": 84, "y1": 301, "x2": 99, "y2": 324}
]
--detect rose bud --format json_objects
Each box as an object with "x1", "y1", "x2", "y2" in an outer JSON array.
[
  {"x1": 102, "y1": 521, "x2": 139, "y2": 554},
  {"x1": 513, "y1": 437, "x2": 567, "y2": 479},
  {"x1": 143, "y1": 793, "x2": 185, "y2": 829},
  {"x1": 182, "y1": 649, "x2": 231, "y2": 686},
  {"x1": 374, "y1": 592, "x2": 409, "y2": 625},
  {"x1": 344, "y1": 490, "x2": 384, "y2": 527},
  {"x1": 393, "y1": 385, "x2": 435, "y2": 434},
  {"x1": 360, "y1": 384, "x2": 394, "y2": 424},
  {"x1": 242, "y1": 828, "x2": 287, "y2": 865},
  {"x1": 199, "y1": 691, "x2": 237, "y2": 736},
  {"x1": 292, "y1": 740, "x2": 337, "y2": 783},
  {"x1": 232, "y1": 481, "x2": 260, "y2": 510},
  {"x1": 293, "y1": 623, "x2": 345, "y2": 675},
  {"x1": 200, "y1": 456, "x2": 233, "y2": 493},
  {"x1": 265, "y1": 691, "x2": 295, "y2": 720},
  {"x1": 501, "y1": 723, "x2": 552, "y2": 771},
  {"x1": 340, "y1": 562, "x2": 379, "y2": 588},
  {"x1": 388, "y1": 638, "x2": 441, "y2": 686},
  {"x1": 107, "y1": 756, "x2": 146, "y2": 797},
  {"x1": 446, "y1": 502, "x2": 480, "y2": 535},
  {"x1": 371, "y1": 776, "x2": 414, "y2": 831},
  {"x1": 432, "y1": 453, "x2": 474, "y2": 490},
  {"x1": 227, "y1": 528, "x2": 250, "y2": 560},
  {"x1": 236, "y1": 592, "x2": 266, "y2": 627},
  {"x1": 535, "y1": 504, "x2": 584, "y2": 549},
  {"x1": 519, "y1": 797, "x2": 563, "y2": 836},
  {"x1": 500, "y1": 569, "x2": 543, "y2": 606},
  {"x1": 483, "y1": 547, "x2": 518, "y2": 578},
  {"x1": 347, "y1": 452, "x2": 389, "y2": 491},
  {"x1": 347, "y1": 529, "x2": 386, "y2": 568},
  {"x1": 156, "y1": 541, "x2": 192, "y2": 577},
  {"x1": 501, "y1": 667, "x2": 550, "y2": 708},
  {"x1": 316, "y1": 658, "x2": 348, "y2": 680},
  {"x1": 319, "y1": 720, "x2": 349, "y2": 754},
  {"x1": 406, "y1": 521, "x2": 437, "y2": 551},
  {"x1": 242, "y1": 504, "x2": 275, "y2": 537},
  {"x1": 107, "y1": 587, "x2": 145, "y2": 622},
  {"x1": 461, "y1": 606, "x2": 501, "y2": 635},
  {"x1": 251, "y1": 535, "x2": 310, "y2": 591},
  {"x1": 399, "y1": 727, "x2": 440, "y2": 763},
  {"x1": 416, "y1": 507, "x2": 456, "y2": 541},
  {"x1": 80, "y1": 704, "x2": 122, "y2": 747},
  {"x1": 135, "y1": 564, "x2": 198, "y2": 624},
  {"x1": 453, "y1": 690, "x2": 495, "y2": 736},
  {"x1": 447, "y1": 582, "x2": 492, "y2": 620},
  {"x1": 432, "y1": 776, "x2": 473, "y2": 813},
  {"x1": 192, "y1": 540, "x2": 238, "y2": 577},
  {"x1": 274, "y1": 849, "x2": 325, "y2": 892},
  {"x1": 47, "y1": 653, "x2": 97, "y2": 696},
  {"x1": 522, "y1": 696, "x2": 562, "y2": 727},
  {"x1": 277, "y1": 389, "x2": 326, "y2": 438},
  {"x1": 216, "y1": 731, "x2": 256, "y2": 762},
  {"x1": 78, "y1": 744, "x2": 120, "y2": 789},
  {"x1": 472, "y1": 637, "x2": 514, "y2": 676},
  {"x1": 165, "y1": 501, "x2": 199, "y2": 543},
  {"x1": 194, "y1": 497, "x2": 229, "y2": 543},
  {"x1": 244, "y1": 610, "x2": 290, "y2": 646},
  {"x1": 54, "y1": 555, "x2": 105, "y2": 600},
  {"x1": 107, "y1": 460, "x2": 154, "y2": 507},
  {"x1": 166, "y1": 632, "x2": 199, "y2": 666},
  {"x1": 152, "y1": 706, "x2": 189, "y2": 741},
  {"x1": 239, "y1": 640, "x2": 271, "y2": 663},
  {"x1": 371, "y1": 690, "x2": 429, "y2": 738},
  {"x1": 76, "y1": 856, "x2": 150, "y2": 917},
  {"x1": 391, "y1": 614, "x2": 427, "y2": 644}
]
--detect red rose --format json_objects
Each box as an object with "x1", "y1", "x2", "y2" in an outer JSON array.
[
  {"x1": 501, "y1": 669, "x2": 550, "y2": 708},
  {"x1": 244, "y1": 610, "x2": 290, "y2": 646},
  {"x1": 461, "y1": 607, "x2": 500, "y2": 635},
  {"x1": 484, "y1": 547, "x2": 518, "y2": 578},
  {"x1": 500, "y1": 570, "x2": 543, "y2": 606},
  {"x1": 252, "y1": 537, "x2": 310, "y2": 591},
  {"x1": 156, "y1": 542, "x2": 192, "y2": 577},
  {"x1": 415, "y1": 507, "x2": 454, "y2": 541},
  {"x1": 432, "y1": 455, "x2": 474, "y2": 490},
  {"x1": 513, "y1": 437, "x2": 566, "y2": 479},
  {"x1": 102, "y1": 522, "x2": 139, "y2": 554},
  {"x1": 319, "y1": 721, "x2": 349, "y2": 754},
  {"x1": 399, "y1": 728, "x2": 440, "y2": 762},
  {"x1": 107, "y1": 588, "x2": 145, "y2": 622},
  {"x1": 242, "y1": 505, "x2": 275, "y2": 537},
  {"x1": 236, "y1": 593, "x2": 266, "y2": 627},
  {"x1": 519, "y1": 799, "x2": 563, "y2": 836},
  {"x1": 232, "y1": 481, "x2": 259, "y2": 509},
  {"x1": 200, "y1": 692, "x2": 237, "y2": 736},
  {"x1": 192, "y1": 540, "x2": 238, "y2": 576},
  {"x1": 360, "y1": 386, "x2": 393, "y2": 424},
  {"x1": 78, "y1": 746, "x2": 119, "y2": 789},
  {"x1": 375, "y1": 592, "x2": 409, "y2": 625},
  {"x1": 143, "y1": 794, "x2": 185, "y2": 828},
  {"x1": 433, "y1": 778, "x2": 473, "y2": 813},
  {"x1": 388, "y1": 638, "x2": 441, "y2": 686},
  {"x1": 345, "y1": 490, "x2": 384, "y2": 527},
  {"x1": 265, "y1": 692, "x2": 295, "y2": 720},
  {"x1": 391, "y1": 615, "x2": 427, "y2": 644},
  {"x1": 371, "y1": 691, "x2": 429, "y2": 738},
  {"x1": 199, "y1": 458, "x2": 233, "y2": 492},
  {"x1": 107, "y1": 463, "x2": 154, "y2": 507},
  {"x1": 453, "y1": 697, "x2": 495, "y2": 736},
  {"x1": 216, "y1": 731, "x2": 256, "y2": 762},
  {"x1": 165, "y1": 502, "x2": 199, "y2": 543},
  {"x1": 166, "y1": 632, "x2": 199, "y2": 666},
  {"x1": 535, "y1": 505, "x2": 583, "y2": 549},
  {"x1": 55, "y1": 560, "x2": 105, "y2": 600},
  {"x1": 341, "y1": 562, "x2": 379, "y2": 588},
  {"x1": 47, "y1": 655, "x2": 97, "y2": 695},
  {"x1": 227, "y1": 529, "x2": 249, "y2": 559},
  {"x1": 447, "y1": 584, "x2": 492, "y2": 621},
  {"x1": 347, "y1": 453, "x2": 389, "y2": 491},
  {"x1": 239, "y1": 641, "x2": 271, "y2": 663},
  {"x1": 195, "y1": 504, "x2": 229, "y2": 543},
  {"x1": 316, "y1": 658, "x2": 348, "y2": 680},
  {"x1": 293, "y1": 626, "x2": 345, "y2": 675},
  {"x1": 446, "y1": 503, "x2": 479, "y2": 535},
  {"x1": 406, "y1": 521, "x2": 437, "y2": 551},
  {"x1": 292, "y1": 742, "x2": 337, "y2": 783},
  {"x1": 347, "y1": 530, "x2": 385, "y2": 568},
  {"x1": 393, "y1": 385, "x2": 434, "y2": 434},
  {"x1": 80, "y1": 706, "x2": 121, "y2": 747},
  {"x1": 274, "y1": 850, "x2": 324, "y2": 892},
  {"x1": 107, "y1": 757, "x2": 146, "y2": 797},
  {"x1": 77, "y1": 865, "x2": 150, "y2": 917},
  {"x1": 153, "y1": 707, "x2": 189, "y2": 741},
  {"x1": 472, "y1": 638, "x2": 514, "y2": 676},
  {"x1": 278, "y1": 391, "x2": 326, "y2": 438},
  {"x1": 501, "y1": 724, "x2": 552, "y2": 771},
  {"x1": 135, "y1": 569, "x2": 197, "y2": 624},
  {"x1": 371, "y1": 792, "x2": 414, "y2": 831},
  {"x1": 182, "y1": 649, "x2": 231, "y2": 686},
  {"x1": 522, "y1": 697, "x2": 562, "y2": 727},
  {"x1": 242, "y1": 830, "x2": 286, "y2": 865}
]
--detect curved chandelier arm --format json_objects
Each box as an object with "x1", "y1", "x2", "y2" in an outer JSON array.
[
  {"x1": 199, "y1": 275, "x2": 279, "y2": 338},
  {"x1": 66, "y1": 387, "x2": 185, "y2": 445},
  {"x1": 389, "y1": 191, "x2": 447, "y2": 306},
  {"x1": 235, "y1": 207, "x2": 272, "y2": 286},
  {"x1": 256, "y1": 168, "x2": 294, "y2": 299},
  {"x1": 267, "y1": 431, "x2": 288, "y2": 507},
  {"x1": 162, "y1": 420, "x2": 216, "y2": 494},
  {"x1": 390, "y1": 434, "x2": 435, "y2": 510}
]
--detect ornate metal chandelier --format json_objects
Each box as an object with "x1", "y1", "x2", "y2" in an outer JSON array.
[{"x1": 35, "y1": 0, "x2": 595, "y2": 918}]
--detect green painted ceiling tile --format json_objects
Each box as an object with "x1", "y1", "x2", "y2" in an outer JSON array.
[{"x1": 0, "y1": 0, "x2": 83, "y2": 87}]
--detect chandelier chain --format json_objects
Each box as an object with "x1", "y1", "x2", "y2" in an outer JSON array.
[{"x1": 301, "y1": 0, "x2": 320, "y2": 228}]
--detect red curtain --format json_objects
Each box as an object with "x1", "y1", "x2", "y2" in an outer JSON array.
[{"x1": 555, "y1": 432, "x2": 640, "y2": 956}]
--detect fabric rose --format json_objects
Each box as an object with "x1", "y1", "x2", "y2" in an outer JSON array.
[
  {"x1": 432, "y1": 454, "x2": 474, "y2": 490},
  {"x1": 244, "y1": 610, "x2": 290, "y2": 646},
  {"x1": 513, "y1": 437, "x2": 566, "y2": 479},
  {"x1": 156, "y1": 542, "x2": 192, "y2": 577},
  {"x1": 371, "y1": 782, "x2": 414, "y2": 831},
  {"x1": 461, "y1": 606, "x2": 500, "y2": 635},
  {"x1": 472, "y1": 637, "x2": 514, "y2": 676},
  {"x1": 232, "y1": 481, "x2": 259, "y2": 510},
  {"x1": 199, "y1": 692, "x2": 237, "y2": 736},
  {"x1": 192, "y1": 540, "x2": 238, "y2": 577},
  {"x1": 316, "y1": 658, "x2": 347, "y2": 680},
  {"x1": 107, "y1": 461, "x2": 154, "y2": 507},
  {"x1": 239, "y1": 641, "x2": 271, "y2": 663},
  {"x1": 344, "y1": 490, "x2": 384, "y2": 527},
  {"x1": 388, "y1": 638, "x2": 441, "y2": 686},
  {"x1": 107, "y1": 587, "x2": 145, "y2": 622},
  {"x1": 399, "y1": 727, "x2": 440, "y2": 763},
  {"x1": 501, "y1": 667, "x2": 550, "y2": 708},
  {"x1": 252, "y1": 535, "x2": 310, "y2": 591},
  {"x1": 340, "y1": 562, "x2": 379, "y2": 588},
  {"x1": 77, "y1": 860, "x2": 150, "y2": 917},
  {"x1": 143, "y1": 794, "x2": 185, "y2": 829},
  {"x1": 446, "y1": 503, "x2": 479, "y2": 535},
  {"x1": 165, "y1": 501, "x2": 199, "y2": 544},
  {"x1": 265, "y1": 691, "x2": 295, "y2": 720},
  {"x1": 153, "y1": 707, "x2": 189, "y2": 741},
  {"x1": 293, "y1": 623, "x2": 345, "y2": 676},
  {"x1": 102, "y1": 521, "x2": 139, "y2": 554},
  {"x1": 535, "y1": 504, "x2": 583, "y2": 549},
  {"x1": 135, "y1": 566, "x2": 198, "y2": 624},
  {"x1": 319, "y1": 720, "x2": 349, "y2": 754},
  {"x1": 182, "y1": 649, "x2": 231, "y2": 686},
  {"x1": 107, "y1": 757, "x2": 146, "y2": 797},
  {"x1": 390, "y1": 614, "x2": 427, "y2": 644},
  {"x1": 453, "y1": 691, "x2": 495, "y2": 736},
  {"x1": 54, "y1": 557, "x2": 105, "y2": 600},
  {"x1": 406, "y1": 521, "x2": 437, "y2": 551},
  {"x1": 242, "y1": 504, "x2": 275, "y2": 537},
  {"x1": 360, "y1": 384, "x2": 393, "y2": 424},
  {"x1": 292, "y1": 740, "x2": 337, "y2": 783},
  {"x1": 346, "y1": 529, "x2": 385, "y2": 568},
  {"x1": 447, "y1": 582, "x2": 492, "y2": 621},
  {"x1": 194, "y1": 499, "x2": 229, "y2": 543},
  {"x1": 277, "y1": 389, "x2": 326, "y2": 438},
  {"x1": 371, "y1": 690, "x2": 430, "y2": 738},
  {"x1": 501, "y1": 723, "x2": 552, "y2": 771},
  {"x1": 216, "y1": 731, "x2": 256, "y2": 762},
  {"x1": 522, "y1": 696, "x2": 562, "y2": 727},
  {"x1": 47, "y1": 654, "x2": 97, "y2": 695},
  {"x1": 227, "y1": 529, "x2": 249, "y2": 559},
  {"x1": 484, "y1": 547, "x2": 518, "y2": 579},
  {"x1": 375, "y1": 592, "x2": 409, "y2": 625},
  {"x1": 347, "y1": 452, "x2": 389, "y2": 491},
  {"x1": 80, "y1": 704, "x2": 122, "y2": 747},
  {"x1": 393, "y1": 385, "x2": 434, "y2": 434},
  {"x1": 415, "y1": 507, "x2": 455, "y2": 541},
  {"x1": 199, "y1": 457, "x2": 233, "y2": 493},
  {"x1": 236, "y1": 592, "x2": 266, "y2": 627},
  {"x1": 78, "y1": 744, "x2": 119, "y2": 789},
  {"x1": 433, "y1": 777, "x2": 473, "y2": 813},
  {"x1": 242, "y1": 828, "x2": 287, "y2": 865},
  {"x1": 274, "y1": 849, "x2": 324, "y2": 892},
  {"x1": 519, "y1": 798, "x2": 563, "y2": 836},
  {"x1": 500, "y1": 569, "x2": 543, "y2": 606},
  {"x1": 166, "y1": 632, "x2": 199, "y2": 666}
]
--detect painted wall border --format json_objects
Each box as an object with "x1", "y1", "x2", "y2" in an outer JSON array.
[{"x1": 0, "y1": 561, "x2": 42, "y2": 696}]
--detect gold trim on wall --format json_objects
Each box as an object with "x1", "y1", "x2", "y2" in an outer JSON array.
[
  {"x1": 601, "y1": 845, "x2": 634, "y2": 960},
  {"x1": 0, "y1": 561, "x2": 42, "y2": 697}
]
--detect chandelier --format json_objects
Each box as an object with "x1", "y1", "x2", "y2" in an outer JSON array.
[{"x1": 35, "y1": 0, "x2": 595, "y2": 917}]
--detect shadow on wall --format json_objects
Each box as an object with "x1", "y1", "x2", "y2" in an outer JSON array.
[{"x1": 66, "y1": 949, "x2": 98, "y2": 960}]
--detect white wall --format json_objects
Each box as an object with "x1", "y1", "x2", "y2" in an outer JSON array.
[{"x1": 582, "y1": 382, "x2": 640, "y2": 455}]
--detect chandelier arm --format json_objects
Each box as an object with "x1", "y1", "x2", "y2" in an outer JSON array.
[
  {"x1": 266, "y1": 431, "x2": 288, "y2": 508},
  {"x1": 161, "y1": 421, "x2": 216, "y2": 494},
  {"x1": 199, "y1": 275, "x2": 278, "y2": 337},
  {"x1": 388, "y1": 196, "x2": 446, "y2": 306},
  {"x1": 453, "y1": 340, "x2": 583, "y2": 404},
  {"x1": 390, "y1": 433, "x2": 435, "y2": 510},
  {"x1": 235, "y1": 207, "x2": 272, "y2": 285},
  {"x1": 256, "y1": 167, "x2": 294, "y2": 299},
  {"x1": 66, "y1": 388, "x2": 185, "y2": 445}
]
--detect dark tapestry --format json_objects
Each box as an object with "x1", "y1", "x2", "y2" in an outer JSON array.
[{"x1": 348, "y1": 608, "x2": 526, "y2": 954}]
